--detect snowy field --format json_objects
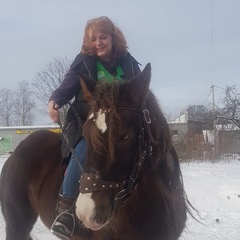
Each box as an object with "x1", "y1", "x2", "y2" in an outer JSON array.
[{"x1": 0, "y1": 155, "x2": 239, "y2": 240}]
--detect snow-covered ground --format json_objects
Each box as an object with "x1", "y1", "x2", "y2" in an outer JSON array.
[
  {"x1": 180, "y1": 160, "x2": 240, "y2": 240},
  {"x1": 0, "y1": 155, "x2": 239, "y2": 240}
]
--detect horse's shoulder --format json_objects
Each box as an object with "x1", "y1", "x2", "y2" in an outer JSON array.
[
  {"x1": 27, "y1": 129, "x2": 61, "y2": 141},
  {"x1": 15, "y1": 130, "x2": 61, "y2": 154}
]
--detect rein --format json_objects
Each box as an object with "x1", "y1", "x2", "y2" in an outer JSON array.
[
  {"x1": 55, "y1": 101, "x2": 84, "y2": 172},
  {"x1": 79, "y1": 106, "x2": 156, "y2": 202}
]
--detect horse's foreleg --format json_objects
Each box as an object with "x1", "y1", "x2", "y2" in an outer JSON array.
[
  {"x1": 5, "y1": 216, "x2": 37, "y2": 240},
  {"x1": 4, "y1": 203, "x2": 38, "y2": 240}
]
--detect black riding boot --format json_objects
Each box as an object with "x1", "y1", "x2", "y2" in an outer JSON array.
[{"x1": 51, "y1": 195, "x2": 75, "y2": 240}]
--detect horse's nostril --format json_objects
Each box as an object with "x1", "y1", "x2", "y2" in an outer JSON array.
[
  {"x1": 93, "y1": 208, "x2": 111, "y2": 225},
  {"x1": 94, "y1": 213, "x2": 106, "y2": 224}
]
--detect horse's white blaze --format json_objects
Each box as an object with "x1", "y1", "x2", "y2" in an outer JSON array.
[
  {"x1": 95, "y1": 111, "x2": 107, "y2": 133},
  {"x1": 75, "y1": 193, "x2": 95, "y2": 220},
  {"x1": 75, "y1": 193, "x2": 104, "y2": 230}
]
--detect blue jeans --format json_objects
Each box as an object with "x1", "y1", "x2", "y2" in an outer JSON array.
[{"x1": 62, "y1": 138, "x2": 86, "y2": 199}]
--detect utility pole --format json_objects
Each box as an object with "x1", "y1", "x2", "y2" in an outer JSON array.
[{"x1": 211, "y1": 85, "x2": 216, "y2": 158}]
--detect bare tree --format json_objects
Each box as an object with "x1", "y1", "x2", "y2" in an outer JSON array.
[
  {"x1": 32, "y1": 57, "x2": 70, "y2": 122},
  {"x1": 218, "y1": 85, "x2": 240, "y2": 129},
  {"x1": 14, "y1": 81, "x2": 35, "y2": 126},
  {"x1": 184, "y1": 105, "x2": 212, "y2": 122},
  {"x1": 0, "y1": 89, "x2": 15, "y2": 126}
]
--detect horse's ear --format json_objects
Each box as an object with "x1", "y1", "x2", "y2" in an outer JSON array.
[
  {"x1": 128, "y1": 63, "x2": 151, "y2": 103},
  {"x1": 80, "y1": 75, "x2": 96, "y2": 102}
]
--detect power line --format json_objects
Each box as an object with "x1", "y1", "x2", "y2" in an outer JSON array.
[
  {"x1": 202, "y1": 85, "x2": 225, "y2": 108},
  {"x1": 202, "y1": 88, "x2": 212, "y2": 106},
  {"x1": 213, "y1": 85, "x2": 226, "y2": 91}
]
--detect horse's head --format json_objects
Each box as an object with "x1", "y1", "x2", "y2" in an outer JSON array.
[{"x1": 75, "y1": 64, "x2": 173, "y2": 231}]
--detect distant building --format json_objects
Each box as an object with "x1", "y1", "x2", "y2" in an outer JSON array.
[
  {"x1": 169, "y1": 112, "x2": 240, "y2": 160},
  {"x1": 169, "y1": 112, "x2": 213, "y2": 160},
  {"x1": 215, "y1": 124, "x2": 240, "y2": 155},
  {"x1": 0, "y1": 125, "x2": 61, "y2": 155}
]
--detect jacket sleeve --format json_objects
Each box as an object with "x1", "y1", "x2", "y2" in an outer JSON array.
[
  {"x1": 49, "y1": 69, "x2": 81, "y2": 108},
  {"x1": 49, "y1": 54, "x2": 84, "y2": 108}
]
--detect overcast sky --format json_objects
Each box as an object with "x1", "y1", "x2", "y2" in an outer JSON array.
[{"x1": 1, "y1": 0, "x2": 240, "y2": 124}]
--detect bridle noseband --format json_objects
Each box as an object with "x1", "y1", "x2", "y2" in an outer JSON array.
[{"x1": 79, "y1": 106, "x2": 157, "y2": 203}]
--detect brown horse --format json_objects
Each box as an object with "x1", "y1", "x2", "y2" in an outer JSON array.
[{"x1": 0, "y1": 64, "x2": 188, "y2": 240}]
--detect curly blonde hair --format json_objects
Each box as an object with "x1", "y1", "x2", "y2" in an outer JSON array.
[{"x1": 81, "y1": 16, "x2": 128, "y2": 58}]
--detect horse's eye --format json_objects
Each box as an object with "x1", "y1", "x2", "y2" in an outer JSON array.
[{"x1": 120, "y1": 134, "x2": 129, "y2": 140}]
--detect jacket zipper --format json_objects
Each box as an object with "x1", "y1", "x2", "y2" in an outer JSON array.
[{"x1": 83, "y1": 61, "x2": 92, "y2": 79}]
